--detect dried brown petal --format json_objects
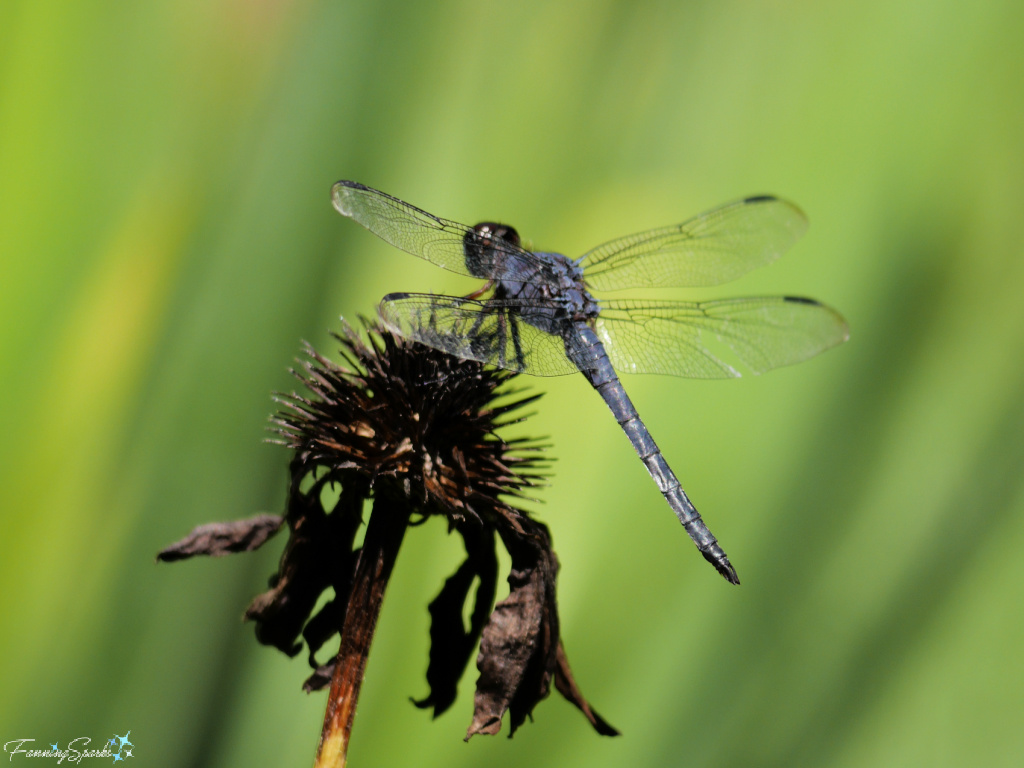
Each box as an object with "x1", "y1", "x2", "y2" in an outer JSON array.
[
  {"x1": 414, "y1": 524, "x2": 498, "y2": 717},
  {"x1": 156, "y1": 514, "x2": 283, "y2": 561},
  {"x1": 467, "y1": 523, "x2": 559, "y2": 739},
  {"x1": 303, "y1": 662, "x2": 334, "y2": 693},
  {"x1": 245, "y1": 475, "x2": 363, "y2": 656},
  {"x1": 467, "y1": 521, "x2": 617, "y2": 739},
  {"x1": 553, "y1": 642, "x2": 619, "y2": 736}
]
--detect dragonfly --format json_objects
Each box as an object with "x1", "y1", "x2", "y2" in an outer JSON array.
[{"x1": 332, "y1": 180, "x2": 849, "y2": 584}]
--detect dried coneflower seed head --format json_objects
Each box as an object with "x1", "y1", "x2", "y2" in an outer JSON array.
[
  {"x1": 271, "y1": 321, "x2": 545, "y2": 526},
  {"x1": 159, "y1": 320, "x2": 615, "y2": 768}
]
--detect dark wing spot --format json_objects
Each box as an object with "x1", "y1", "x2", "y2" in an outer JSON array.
[
  {"x1": 783, "y1": 296, "x2": 821, "y2": 305},
  {"x1": 334, "y1": 180, "x2": 372, "y2": 192},
  {"x1": 743, "y1": 194, "x2": 778, "y2": 204}
]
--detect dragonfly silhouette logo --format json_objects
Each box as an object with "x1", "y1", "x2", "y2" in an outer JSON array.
[{"x1": 2, "y1": 732, "x2": 134, "y2": 762}]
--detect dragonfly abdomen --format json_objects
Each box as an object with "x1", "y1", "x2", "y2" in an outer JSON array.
[{"x1": 571, "y1": 325, "x2": 740, "y2": 584}]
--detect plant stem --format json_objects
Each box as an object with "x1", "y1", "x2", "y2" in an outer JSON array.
[{"x1": 314, "y1": 491, "x2": 409, "y2": 768}]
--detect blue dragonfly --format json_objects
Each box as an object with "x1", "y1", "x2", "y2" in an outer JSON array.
[{"x1": 332, "y1": 181, "x2": 848, "y2": 584}]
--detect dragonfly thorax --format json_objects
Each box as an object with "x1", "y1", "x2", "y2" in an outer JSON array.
[
  {"x1": 464, "y1": 222, "x2": 600, "y2": 329},
  {"x1": 496, "y1": 250, "x2": 602, "y2": 336}
]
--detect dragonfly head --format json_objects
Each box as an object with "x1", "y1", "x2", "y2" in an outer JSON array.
[{"x1": 464, "y1": 222, "x2": 521, "y2": 278}]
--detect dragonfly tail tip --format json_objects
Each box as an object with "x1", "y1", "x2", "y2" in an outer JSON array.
[{"x1": 709, "y1": 555, "x2": 740, "y2": 585}]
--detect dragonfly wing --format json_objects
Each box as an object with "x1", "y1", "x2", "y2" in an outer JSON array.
[
  {"x1": 378, "y1": 293, "x2": 581, "y2": 376},
  {"x1": 580, "y1": 196, "x2": 808, "y2": 290},
  {"x1": 332, "y1": 181, "x2": 547, "y2": 282},
  {"x1": 332, "y1": 181, "x2": 478, "y2": 276},
  {"x1": 597, "y1": 297, "x2": 849, "y2": 378}
]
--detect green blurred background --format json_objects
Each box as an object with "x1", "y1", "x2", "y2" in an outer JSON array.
[{"x1": 3, "y1": 1, "x2": 1023, "y2": 766}]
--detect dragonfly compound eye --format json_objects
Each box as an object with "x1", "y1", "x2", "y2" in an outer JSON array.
[{"x1": 464, "y1": 222, "x2": 521, "y2": 278}]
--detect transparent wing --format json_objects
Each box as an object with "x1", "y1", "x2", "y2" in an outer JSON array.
[
  {"x1": 378, "y1": 293, "x2": 583, "y2": 377},
  {"x1": 580, "y1": 195, "x2": 809, "y2": 290},
  {"x1": 597, "y1": 297, "x2": 849, "y2": 378},
  {"x1": 332, "y1": 181, "x2": 548, "y2": 283}
]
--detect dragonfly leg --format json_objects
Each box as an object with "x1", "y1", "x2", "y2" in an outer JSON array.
[
  {"x1": 469, "y1": 305, "x2": 509, "y2": 369},
  {"x1": 462, "y1": 280, "x2": 495, "y2": 301},
  {"x1": 508, "y1": 314, "x2": 526, "y2": 370},
  {"x1": 468, "y1": 307, "x2": 488, "y2": 338},
  {"x1": 494, "y1": 311, "x2": 511, "y2": 369}
]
